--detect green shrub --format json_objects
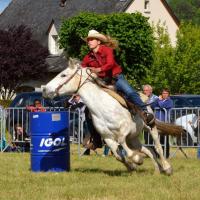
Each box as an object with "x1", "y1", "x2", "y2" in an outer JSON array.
[{"x1": 0, "y1": 100, "x2": 11, "y2": 108}]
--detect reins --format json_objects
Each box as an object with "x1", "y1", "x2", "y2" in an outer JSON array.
[
  {"x1": 55, "y1": 67, "x2": 81, "y2": 95},
  {"x1": 55, "y1": 66, "x2": 93, "y2": 95}
]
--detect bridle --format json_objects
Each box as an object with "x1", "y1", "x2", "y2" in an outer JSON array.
[{"x1": 55, "y1": 66, "x2": 93, "y2": 96}]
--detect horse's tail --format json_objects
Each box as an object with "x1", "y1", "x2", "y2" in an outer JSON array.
[{"x1": 155, "y1": 120, "x2": 184, "y2": 137}]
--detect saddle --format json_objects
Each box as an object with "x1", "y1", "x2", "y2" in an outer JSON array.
[
  {"x1": 102, "y1": 88, "x2": 128, "y2": 108},
  {"x1": 94, "y1": 77, "x2": 129, "y2": 108},
  {"x1": 102, "y1": 87, "x2": 142, "y2": 115}
]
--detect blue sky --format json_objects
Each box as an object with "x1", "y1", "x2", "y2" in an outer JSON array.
[{"x1": 0, "y1": 0, "x2": 11, "y2": 13}]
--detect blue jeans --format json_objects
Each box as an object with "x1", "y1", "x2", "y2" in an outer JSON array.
[{"x1": 114, "y1": 74, "x2": 146, "y2": 110}]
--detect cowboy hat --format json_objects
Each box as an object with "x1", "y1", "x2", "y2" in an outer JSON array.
[{"x1": 83, "y1": 30, "x2": 108, "y2": 43}]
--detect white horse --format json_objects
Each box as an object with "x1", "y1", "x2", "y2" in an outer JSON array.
[{"x1": 43, "y1": 58, "x2": 181, "y2": 175}]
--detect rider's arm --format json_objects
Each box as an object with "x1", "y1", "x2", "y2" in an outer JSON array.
[
  {"x1": 98, "y1": 46, "x2": 115, "y2": 72},
  {"x1": 81, "y1": 55, "x2": 90, "y2": 68}
]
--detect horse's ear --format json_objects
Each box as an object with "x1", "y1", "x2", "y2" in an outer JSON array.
[{"x1": 68, "y1": 57, "x2": 81, "y2": 69}]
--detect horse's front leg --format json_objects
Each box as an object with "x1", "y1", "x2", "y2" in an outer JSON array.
[
  {"x1": 148, "y1": 125, "x2": 173, "y2": 175},
  {"x1": 104, "y1": 138, "x2": 137, "y2": 172},
  {"x1": 118, "y1": 134, "x2": 144, "y2": 165}
]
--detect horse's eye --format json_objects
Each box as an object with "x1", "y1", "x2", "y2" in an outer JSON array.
[{"x1": 61, "y1": 74, "x2": 66, "y2": 77}]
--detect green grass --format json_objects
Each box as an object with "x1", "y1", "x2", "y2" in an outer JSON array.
[{"x1": 0, "y1": 146, "x2": 199, "y2": 200}]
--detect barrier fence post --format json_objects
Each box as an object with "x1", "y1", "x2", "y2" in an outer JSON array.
[{"x1": 197, "y1": 145, "x2": 200, "y2": 159}]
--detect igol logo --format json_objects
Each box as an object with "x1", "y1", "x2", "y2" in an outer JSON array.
[{"x1": 39, "y1": 137, "x2": 66, "y2": 147}]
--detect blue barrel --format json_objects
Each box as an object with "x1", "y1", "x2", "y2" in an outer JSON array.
[{"x1": 30, "y1": 111, "x2": 70, "y2": 172}]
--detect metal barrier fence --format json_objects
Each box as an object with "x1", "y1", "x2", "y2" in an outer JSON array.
[
  {"x1": 143, "y1": 108, "x2": 170, "y2": 158},
  {"x1": 169, "y1": 107, "x2": 200, "y2": 147},
  {"x1": 0, "y1": 107, "x2": 85, "y2": 152},
  {"x1": 0, "y1": 107, "x2": 200, "y2": 156},
  {"x1": 0, "y1": 108, "x2": 5, "y2": 152},
  {"x1": 168, "y1": 107, "x2": 200, "y2": 158},
  {"x1": 143, "y1": 107, "x2": 200, "y2": 158}
]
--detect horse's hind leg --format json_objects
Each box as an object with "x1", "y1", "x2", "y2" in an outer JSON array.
[
  {"x1": 104, "y1": 138, "x2": 137, "y2": 172},
  {"x1": 126, "y1": 135, "x2": 162, "y2": 172},
  {"x1": 148, "y1": 126, "x2": 173, "y2": 175}
]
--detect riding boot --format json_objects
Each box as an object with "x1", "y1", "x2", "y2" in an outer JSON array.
[
  {"x1": 142, "y1": 111, "x2": 155, "y2": 127},
  {"x1": 125, "y1": 100, "x2": 155, "y2": 127}
]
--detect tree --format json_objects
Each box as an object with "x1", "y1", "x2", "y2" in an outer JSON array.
[
  {"x1": 172, "y1": 23, "x2": 200, "y2": 93},
  {"x1": 143, "y1": 22, "x2": 175, "y2": 94},
  {"x1": 168, "y1": 0, "x2": 200, "y2": 25},
  {"x1": 59, "y1": 12, "x2": 154, "y2": 88},
  {"x1": 0, "y1": 25, "x2": 49, "y2": 100},
  {"x1": 144, "y1": 22, "x2": 200, "y2": 95}
]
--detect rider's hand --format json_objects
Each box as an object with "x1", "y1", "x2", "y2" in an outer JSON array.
[{"x1": 89, "y1": 67, "x2": 101, "y2": 73}]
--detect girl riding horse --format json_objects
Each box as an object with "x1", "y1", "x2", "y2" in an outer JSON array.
[
  {"x1": 81, "y1": 30, "x2": 155, "y2": 149},
  {"x1": 82, "y1": 30, "x2": 154, "y2": 123}
]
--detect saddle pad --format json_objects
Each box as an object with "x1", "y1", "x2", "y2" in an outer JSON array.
[{"x1": 102, "y1": 88, "x2": 127, "y2": 108}]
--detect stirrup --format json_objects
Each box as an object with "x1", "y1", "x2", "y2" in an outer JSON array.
[{"x1": 143, "y1": 111, "x2": 155, "y2": 126}]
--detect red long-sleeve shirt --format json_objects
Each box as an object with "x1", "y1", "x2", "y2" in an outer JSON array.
[{"x1": 82, "y1": 45, "x2": 122, "y2": 78}]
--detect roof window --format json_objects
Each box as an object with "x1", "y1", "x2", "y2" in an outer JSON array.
[
  {"x1": 60, "y1": 0, "x2": 66, "y2": 7},
  {"x1": 144, "y1": 0, "x2": 151, "y2": 13}
]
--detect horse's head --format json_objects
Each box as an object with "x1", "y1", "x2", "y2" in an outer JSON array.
[{"x1": 43, "y1": 58, "x2": 86, "y2": 99}]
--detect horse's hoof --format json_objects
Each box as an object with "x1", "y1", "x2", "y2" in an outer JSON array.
[
  {"x1": 153, "y1": 166, "x2": 162, "y2": 175},
  {"x1": 164, "y1": 167, "x2": 173, "y2": 176},
  {"x1": 132, "y1": 154, "x2": 143, "y2": 165},
  {"x1": 125, "y1": 162, "x2": 137, "y2": 172}
]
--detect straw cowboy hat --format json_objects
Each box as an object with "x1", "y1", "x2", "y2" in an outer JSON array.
[{"x1": 83, "y1": 30, "x2": 108, "y2": 43}]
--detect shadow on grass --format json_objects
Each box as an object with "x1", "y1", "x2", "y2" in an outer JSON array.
[{"x1": 73, "y1": 167, "x2": 149, "y2": 176}]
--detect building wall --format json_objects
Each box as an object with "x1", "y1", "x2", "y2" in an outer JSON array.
[
  {"x1": 125, "y1": 0, "x2": 179, "y2": 46},
  {"x1": 48, "y1": 24, "x2": 63, "y2": 55}
]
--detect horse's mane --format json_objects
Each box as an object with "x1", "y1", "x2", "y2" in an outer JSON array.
[{"x1": 67, "y1": 57, "x2": 81, "y2": 68}]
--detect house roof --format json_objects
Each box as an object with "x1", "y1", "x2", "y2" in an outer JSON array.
[
  {"x1": 46, "y1": 54, "x2": 68, "y2": 72},
  {"x1": 160, "y1": 0, "x2": 179, "y2": 27},
  {"x1": 0, "y1": 0, "x2": 133, "y2": 47},
  {"x1": 0, "y1": 0, "x2": 179, "y2": 46}
]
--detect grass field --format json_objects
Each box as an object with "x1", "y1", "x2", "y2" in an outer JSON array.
[{"x1": 0, "y1": 146, "x2": 199, "y2": 200}]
